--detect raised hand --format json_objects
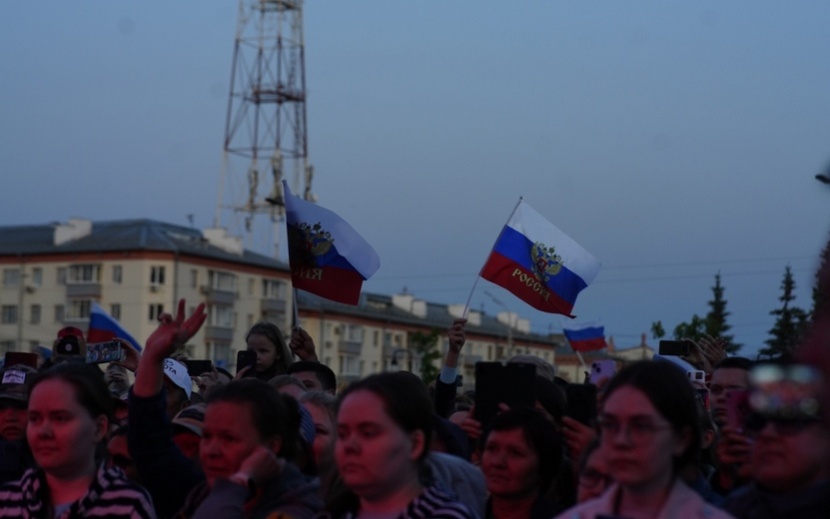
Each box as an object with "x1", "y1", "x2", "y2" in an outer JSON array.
[
  {"x1": 289, "y1": 327, "x2": 319, "y2": 362},
  {"x1": 145, "y1": 299, "x2": 207, "y2": 362}
]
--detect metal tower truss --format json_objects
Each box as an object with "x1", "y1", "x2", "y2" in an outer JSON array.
[{"x1": 217, "y1": 0, "x2": 314, "y2": 248}]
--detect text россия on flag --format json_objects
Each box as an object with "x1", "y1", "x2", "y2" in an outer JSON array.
[
  {"x1": 480, "y1": 200, "x2": 600, "y2": 317},
  {"x1": 284, "y1": 181, "x2": 380, "y2": 305}
]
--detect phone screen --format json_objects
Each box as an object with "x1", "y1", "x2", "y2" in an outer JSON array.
[
  {"x1": 85, "y1": 341, "x2": 122, "y2": 364},
  {"x1": 236, "y1": 350, "x2": 257, "y2": 375},
  {"x1": 565, "y1": 383, "x2": 598, "y2": 426},
  {"x1": 474, "y1": 362, "x2": 536, "y2": 427},
  {"x1": 725, "y1": 389, "x2": 750, "y2": 430},
  {"x1": 185, "y1": 360, "x2": 213, "y2": 377}
]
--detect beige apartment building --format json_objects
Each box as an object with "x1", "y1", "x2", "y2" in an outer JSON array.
[{"x1": 0, "y1": 218, "x2": 566, "y2": 384}]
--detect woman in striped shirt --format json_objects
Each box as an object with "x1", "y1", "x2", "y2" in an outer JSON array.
[{"x1": 0, "y1": 362, "x2": 155, "y2": 518}]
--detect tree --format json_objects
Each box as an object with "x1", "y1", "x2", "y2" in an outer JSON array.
[
  {"x1": 673, "y1": 273, "x2": 741, "y2": 353},
  {"x1": 761, "y1": 266, "x2": 809, "y2": 358},
  {"x1": 409, "y1": 328, "x2": 442, "y2": 383},
  {"x1": 810, "y1": 234, "x2": 830, "y2": 324},
  {"x1": 650, "y1": 321, "x2": 666, "y2": 340}
]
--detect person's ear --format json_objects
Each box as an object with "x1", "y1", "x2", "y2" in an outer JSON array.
[
  {"x1": 701, "y1": 428, "x2": 717, "y2": 450},
  {"x1": 672, "y1": 425, "x2": 693, "y2": 458},
  {"x1": 94, "y1": 415, "x2": 108, "y2": 443},
  {"x1": 409, "y1": 430, "x2": 426, "y2": 461},
  {"x1": 267, "y1": 435, "x2": 283, "y2": 456}
]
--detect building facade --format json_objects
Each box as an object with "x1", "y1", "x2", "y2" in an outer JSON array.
[{"x1": 0, "y1": 218, "x2": 565, "y2": 383}]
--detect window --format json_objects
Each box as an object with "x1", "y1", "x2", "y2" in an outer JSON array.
[
  {"x1": 112, "y1": 265, "x2": 123, "y2": 284},
  {"x1": 207, "y1": 305, "x2": 234, "y2": 328},
  {"x1": 190, "y1": 269, "x2": 198, "y2": 289},
  {"x1": 67, "y1": 264, "x2": 100, "y2": 284},
  {"x1": 247, "y1": 314, "x2": 254, "y2": 329},
  {"x1": 345, "y1": 325, "x2": 364, "y2": 342},
  {"x1": 57, "y1": 267, "x2": 67, "y2": 285},
  {"x1": 67, "y1": 300, "x2": 92, "y2": 321},
  {"x1": 54, "y1": 304, "x2": 65, "y2": 323},
  {"x1": 262, "y1": 279, "x2": 285, "y2": 299},
  {"x1": 110, "y1": 304, "x2": 121, "y2": 321},
  {"x1": 1, "y1": 306, "x2": 18, "y2": 324},
  {"x1": 373, "y1": 330, "x2": 380, "y2": 347},
  {"x1": 31, "y1": 268, "x2": 42, "y2": 287},
  {"x1": 149, "y1": 304, "x2": 164, "y2": 321},
  {"x1": 339, "y1": 355, "x2": 360, "y2": 376},
  {"x1": 211, "y1": 343, "x2": 231, "y2": 367},
  {"x1": 0, "y1": 341, "x2": 15, "y2": 356},
  {"x1": 248, "y1": 278, "x2": 255, "y2": 295},
  {"x1": 2, "y1": 269, "x2": 20, "y2": 287},
  {"x1": 207, "y1": 270, "x2": 237, "y2": 292},
  {"x1": 30, "y1": 304, "x2": 41, "y2": 325},
  {"x1": 150, "y1": 266, "x2": 165, "y2": 285}
]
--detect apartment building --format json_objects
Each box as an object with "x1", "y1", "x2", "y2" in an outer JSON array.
[
  {"x1": 0, "y1": 218, "x2": 565, "y2": 383},
  {"x1": 0, "y1": 218, "x2": 292, "y2": 368},
  {"x1": 296, "y1": 290, "x2": 564, "y2": 388}
]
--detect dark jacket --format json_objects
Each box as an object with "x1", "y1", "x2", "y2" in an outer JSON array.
[
  {"x1": 182, "y1": 462, "x2": 321, "y2": 519},
  {"x1": 723, "y1": 480, "x2": 830, "y2": 519},
  {"x1": 127, "y1": 387, "x2": 205, "y2": 519}
]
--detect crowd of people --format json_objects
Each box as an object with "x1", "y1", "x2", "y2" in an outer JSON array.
[{"x1": 0, "y1": 296, "x2": 827, "y2": 519}]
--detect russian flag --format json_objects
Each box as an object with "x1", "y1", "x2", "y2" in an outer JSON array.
[
  {"x1": 87, "y1": 302, "x2": 142, "y2": 351},
  {"x1": 284, "y1": 181, "x2": 381, "y2": 305},
  {"x1": 563, "y1": 325, "x2": 607, "y2": 352},
  {"x1": 481, "y1": 200, "x2": 600, "y2": 317}
]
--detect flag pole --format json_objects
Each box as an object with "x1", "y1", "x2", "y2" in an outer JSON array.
[
  {"x1": 462, "y1": 196, "x2": 524, "y2": 319},
  {"x1": 292, "y1": 287, "x2": 300, "y2": 329},
  {"x1": 574, "y1": 349, "x2": 590, "y2": 382}
]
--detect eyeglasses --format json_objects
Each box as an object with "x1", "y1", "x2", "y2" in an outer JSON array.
[
  {"x1": 579, "y1": 468, "x2": 613, "y2": 489},
  {"x1": 743, "y1": 413, "x2": 819, "y2": 437},
  {"x1": 597, "y1": 416, "x2": 674, "y2": 444}
]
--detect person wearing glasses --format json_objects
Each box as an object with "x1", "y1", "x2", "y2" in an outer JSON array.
[
  {"x1": 555, "y1": 361, "x2": 734, "y2": 519},
  {"x1": 574, "y1": 439, "x2": 612, "y2": 504},
  {"x1": 722, "y1": 362, "x2": 830, "y2": 519}
]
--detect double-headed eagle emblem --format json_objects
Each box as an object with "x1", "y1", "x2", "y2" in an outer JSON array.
[
  {"x1": 530, "y1": 242, "x2": 563, "y2": 282},
  {"x1": 288, "y1": 222, "x2": 334, "y2": 267}
]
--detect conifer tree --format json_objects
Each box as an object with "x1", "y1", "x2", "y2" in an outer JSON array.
[
  {"x1": 673, "y1": 273, "x2": 741, "y2": 353},
  {"x1": 761, "y1": 266, "x2": 808, "y2": 358}
]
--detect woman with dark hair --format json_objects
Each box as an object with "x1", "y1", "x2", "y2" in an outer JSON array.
[
  {"x1": 555, "y1": 360, "x2": 734, "y2": 519},
  {"x1": 326, "y1": 372, "x2": 473, "y2": 518},
  {"x1": 0, "y1": 362, "x2": 155, "y2": 518},
  {"x1": 481, "y1": 408, "x2": 566, "y2": 518},
  {"x1": 242, "y1": 322, "x2": 294, "y2": 382},
  {"x1": 180, "y1": 378, "x2": 321, "y2": 518}
]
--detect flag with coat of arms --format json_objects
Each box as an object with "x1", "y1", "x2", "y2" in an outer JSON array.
[
  {"x1": 480, "y1": 199, "x2": 601, "y2": 317},
  {"x1": 283, "y1": 181, "x2": 380, "y2": 305}
]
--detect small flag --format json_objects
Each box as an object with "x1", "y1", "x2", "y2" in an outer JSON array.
[
  {"x1": 284, "y1": 181, "x2": 380, "y2": 305},
  {"x1": 481, "y1": 199, "x2": 600, "y2": 317},
  {"x1": 563, "y1": 325, "x2": 607, "y2": 352},
  {"x1": 87, "y1": 302, "x2": 142, "y2": 351}
]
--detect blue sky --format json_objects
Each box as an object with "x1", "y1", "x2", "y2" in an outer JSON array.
[{"x1": 2, "y1": 1, "x2": 829, "y2": 357}]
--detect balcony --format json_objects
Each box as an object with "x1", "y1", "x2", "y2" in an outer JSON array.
[
  {"x1": 199, "y1": 286, "x2": 237, "y2": 305},
  {"x1": 260, "y1": 298, "x2": 287, "y2": 319},
  {"x1": 65, "y1": 283, "x2": 101, "y2": 299},
  {"x1": 204, "y1": 326, "x2": 234, "y2": 343},
  {"x1": 338, "y1": 339, "x2": 362, "y2": 355}
]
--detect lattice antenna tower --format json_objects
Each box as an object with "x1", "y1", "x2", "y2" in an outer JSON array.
[{"x1": 215, "y1": 0, "x2": 315, "y2": 256}]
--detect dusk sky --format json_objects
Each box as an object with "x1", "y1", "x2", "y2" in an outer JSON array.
[{"x1": 2, "y1": 1, "x2": 829, "y2": 358}]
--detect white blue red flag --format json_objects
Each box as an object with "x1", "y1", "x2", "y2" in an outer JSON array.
[
  {"x1": 481, "y1": 199, "x2": 600, "y2": 317},
  {"x1": 87, "y1": 302, "x2": 142, "y2": 351},
  {"x1": 284, "y1": 181, "x2": 381, "y2": 305},
  {"x1": 563, "y1": 325, "x2": 607, "y2": 352}
]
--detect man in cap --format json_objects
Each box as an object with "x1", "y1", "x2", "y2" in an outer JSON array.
[{"x1": 0, "y1": 363, "x2": 37, "y2": 484}]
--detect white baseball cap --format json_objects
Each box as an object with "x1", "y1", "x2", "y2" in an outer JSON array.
[{"x1": 163, "y1": 358, "x2": 192, "y2": 399}]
